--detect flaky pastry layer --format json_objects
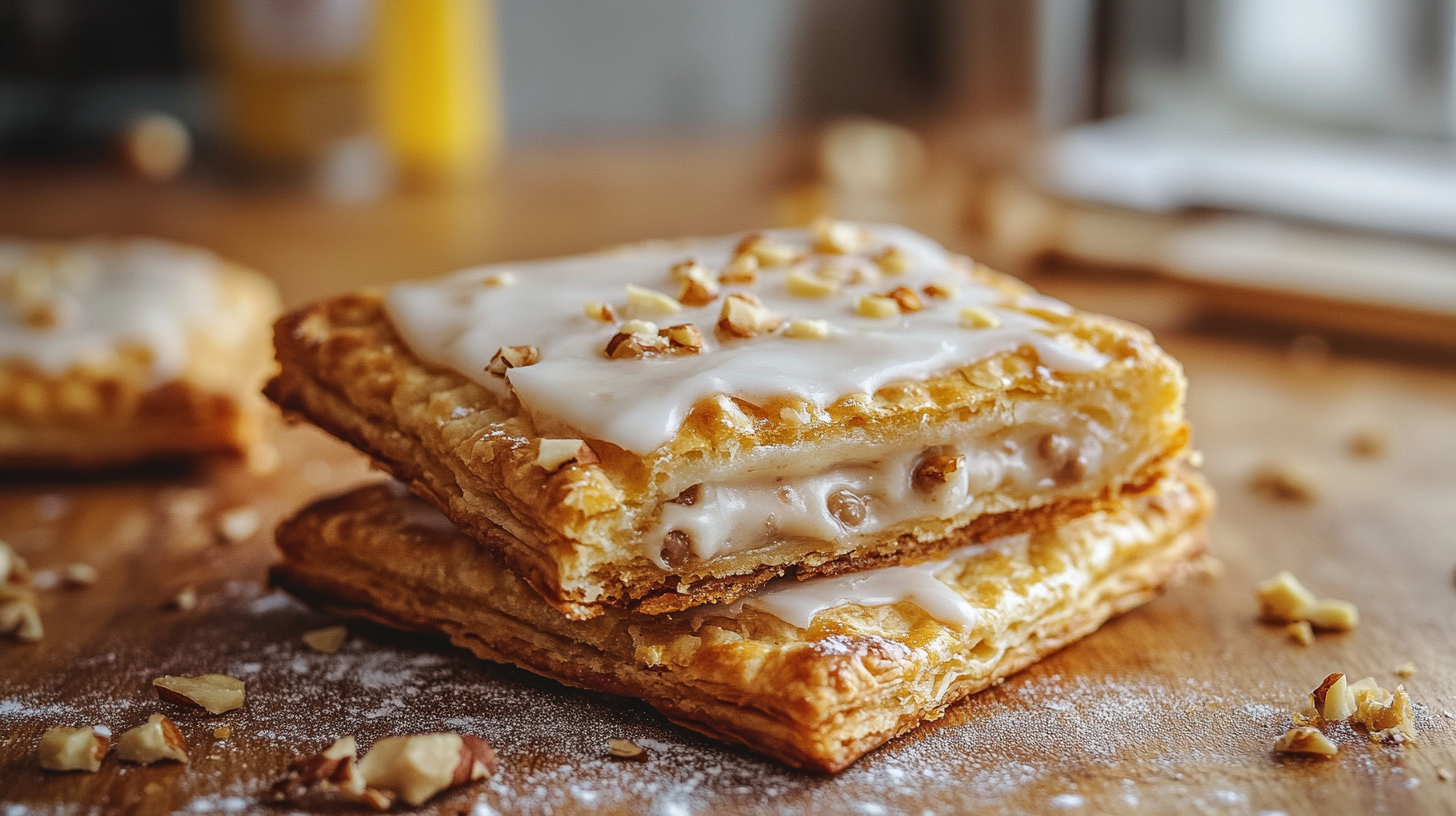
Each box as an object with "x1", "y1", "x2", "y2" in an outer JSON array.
[
  {"x1": 0, "y1": 261, "x2": 280, "y2": 469},
  {"x1": 273, "y1": 467, "x2": 1212, "y2": 772},
  {"x1": 267, "y1": 265, "x2": 1188, "y2": 619}
]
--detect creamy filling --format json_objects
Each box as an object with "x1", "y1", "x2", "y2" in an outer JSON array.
[
  {"x1": 724, "y1": 535, "x2": 1030, "y2": 630},
  {"x1": 384, "y1": 224, "x2": 1109, "y2": 454},
  {"x1": 647, "y1": 417, "x2": 1113, "y2": 568},
  {"x1": 0, "y1": 239, "x2": 221, "y2": 384}
]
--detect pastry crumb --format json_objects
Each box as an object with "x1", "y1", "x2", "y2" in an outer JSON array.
[
  {"x1": 1394, "y1": 661, "x2": 1415, "y2": 678},
  {"x1": 1254, "y1": 571, "x2": 1356, "y2": 634},
  {"x1": 1273, "y1": 726, "x2": 1337, "y2": 757},
  {"x1": 1249, "y1": 462, "x2": 1319, "y2": 503},
  {"x1": 1347, "y1": 428, "x2": 1390, "y2": 459},
  {"x1": 171, "y1": 586, "x2": 198, "y2": 612},
  {"x1": 217, "y1": 507, "x2": 262, "y2": 543},
  {"x1": 1438, "y1": 768, "x2": 1453, "y2": 782},
  {"x1": 607, "y1": 738, "x2": 648, "y2": 762},
  {"x1": 213, "y1": 727, "x2": 231, "y2": 740},
  {"x1": 302, "y1": 625, "x2": 348, "y2": 654},
  {"x1": 62, "y1": 562, "x2": 98, "y2": 587}
]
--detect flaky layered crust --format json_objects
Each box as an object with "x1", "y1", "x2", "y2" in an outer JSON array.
[
  {"x1": 273, "y1": 468, "x2": 1212, "y2": 772},
  {"x1": 266, "y1": 274, "x2": 1189, "y2": 619},
  {"x1": 0, "y1": 263, "x2": 280, "y2": 469}
]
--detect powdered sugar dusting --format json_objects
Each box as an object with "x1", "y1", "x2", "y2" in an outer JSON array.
[{"x1": 2, "y1": 581, "x2": 1449, "y2": 815}]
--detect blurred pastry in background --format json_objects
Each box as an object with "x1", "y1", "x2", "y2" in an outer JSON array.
[{"x1": 0, "y1": 239, "x2": 280, "y2": 470}]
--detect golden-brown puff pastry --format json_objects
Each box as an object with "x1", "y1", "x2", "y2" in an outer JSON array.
[
  {"x1": 0, "y1": 238, "x2": 280, "y2": 469},
  {"x1": 273, "y1": 466, "x2": 1213, "y2": 772},
  {"x1": 267, "y1": 223, "x2": 1189, "y2": 620}
]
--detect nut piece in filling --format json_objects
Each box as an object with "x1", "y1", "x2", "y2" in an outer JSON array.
[
  {"x1": 153, "y1": 673, "x2": 246, "y2": 715},
  {"x1": 117, "y1": 714, "x2": 189, "y2": 764},
  {"x1": 826, "y1": 489, "x2": 867, "y2": 528},
  {"x1": 38, "y1": 726, "x2": 110, "y2": 772},
  {"x1": 486, "y1": 345, "x2": 540, "y2": 377},
  {"x1": 661, "y1": 530, "x2": 693, "y2": 568},
  {"x1": 912, "y1": 450, "x2": 963, "y2": 494}
]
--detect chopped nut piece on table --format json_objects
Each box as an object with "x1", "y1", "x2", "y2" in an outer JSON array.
[
  {"x1": 116, "y1": 714, "x2": 188, "y2": 764},
  {"x1": 1273, "y1": 726, "x2": 1338, "y2": 757},
  {"x1": 153, "y1": 674, "x2": 246, "y2": 714},
  {"x1": 303, "y1": 625, "x2": 349, "y2": 654},
  {"x1": 608, "y1": 738, "x2": 648, "y2": 761},
  {"x1": 38, "y1": 726, "x2": 109, "y2": 772}
]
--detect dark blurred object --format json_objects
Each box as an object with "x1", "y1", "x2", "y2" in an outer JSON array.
[{"x1": 0, "y1": 0, "x2": 203, "y2": 161}]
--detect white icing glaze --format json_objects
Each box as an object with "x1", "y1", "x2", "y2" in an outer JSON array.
[
  {"x1": 734, "y1": 535, "x2": 1030, "y2": 629},
  {"x1": 384, "y1": 224, "x2": 1108, "y2": 454},
  {"x1": 648, "y1": 418, "x2": 1110, "y2": 567},
  {"x1": 0, "y1": 239, "x2": 221, "y2": 383}
]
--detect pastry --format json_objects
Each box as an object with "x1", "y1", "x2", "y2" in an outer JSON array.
[
  {"x1": 273, "y1": 467, "x2": 1212, "y2": 772},
  {"x1": 267, "y1": 221, "x2": 1189, "y2": 619},
  {"x1": 0, "y1": 238, "x2": 280, "y2": 469}
]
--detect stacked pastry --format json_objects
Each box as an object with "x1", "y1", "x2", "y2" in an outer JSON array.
[
  {"x1": 0, "y1": 238, "x2": 279, "y2": 469},
  {"x1": 267, "y1": 221, "x2": 1212, "y2": 772}
]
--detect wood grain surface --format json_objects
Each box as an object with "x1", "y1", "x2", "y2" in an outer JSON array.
[{"x1": 2, "y1": 146, "x2": 1455, "y2": 815}]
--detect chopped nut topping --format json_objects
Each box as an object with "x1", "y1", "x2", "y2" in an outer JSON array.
[
  {"x1": 785, "y1": 267, "x2": 840, "y2": 298},
  {"x1": 480, "y1": 272, "x2": 516, "y2": 287},
  {"x1": 1273, "y1": 726, "x2": 1338, "y2": 757},
  {"x1": 1286, "y1": 620, "x2": 1314, "y2": 646},
  {"x1": 882, "y1": 286, "x2": 923, "y2": 313},
  {"x1": 303, "y1": 625, "x2": 349, "y2": 654},
  {"x1": 1395, "y1": 661, "x2": 1416, "y2": 678},
  {"x1": 719, "y1": 252, "x2": 760, "y2": 284},
  {"x1": 607, "y1": 738, "x2": 648, "y2": 761},
  {"x1": 356, "y1": 733, "x2": 498, "y2": 807},
  {"x1": 783, "y1": 318, "x2": 832, "y2": 340},
  {"x1": 811, "y1": 217, "x2": 867, "y2": 255},
  {"x1": 216, "y1": 507, "x2": 261, "y2": 544},
  {"x1": 958, "y1": 305, "x2": 1001, "y2": 329},
  {"x1": 605, "y1": 320, "x2": 670, "y2": 359},
  {"x1": 62, "y1": 562, "x2": 98, "y2": 587},
  {"x1": 534, "y1": 439, "x2": 599, "y2": 472},
  {"x1": 922, "y1": 280, "x2": 956, "y2": 299},
  {"x1": 486, "y1": 345, "x2": 541, "y2": 377},
  {"x1": 154, "y1": 674, "x2": 246, "y2": 715},
  {"x1": 827, "y1": 489, "x2": 867, "y2": 528},
  {"x1": 670, "y1": 259, "x2": 721, "y2": 306},
  {"x1": 872, "y1": 245, "x2": 911, "y2": 275},
  {"x1": 1249, "y1": 462, "x2": 1318, "y2": 503},
  {"x1": 38, "y1": 726, "x2": 109, "y2": 772},
  {"x1": 624, "y1": 284, "x2": 683, "y2": 318},
  {"x1": 855, "y1": 294, "x2": 900, "y2": 319},
  {"x1": 734, "y1": 232, "x2": 798, "y2": 268},
  {"x1": 1255, "y1": 571, "x2": 1316, "y2": 623},
  {"x1": 912, "y1": 452, "x2": 963, "y2": 494},
  {"x1": 716, "y1": 293, "x2": 783, "y2": 339},
  {"x1": 1307, "y1": 599, "x2": 1358, "y2": 631},
  {"x1": 584, "y1": 301, "x2": 618, "y2": 322},
  {"x1": 661, "y1": 323, "x2": 706, "y2": 353},
  {"x1": 117, "y1": 714, "x2": 188, "y2": 765}
]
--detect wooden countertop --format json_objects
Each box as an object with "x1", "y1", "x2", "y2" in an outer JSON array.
[{"x1": 2, "y1": 144, "x2": 1455, "y2": 815}]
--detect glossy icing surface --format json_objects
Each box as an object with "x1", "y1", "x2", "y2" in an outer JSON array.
[
  {"x1": 0, "y1": 239, "x2": 221, "y2": 383},
  {"x1": 384, "y1": 224, "x2": 1108, "y2": 454}
]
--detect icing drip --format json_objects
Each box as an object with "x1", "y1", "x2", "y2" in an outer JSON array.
[
  {"x1": 0, "y1": 239, "x2": 221, "y2": 383},
  {"x1": 384, "y1": 224, "x2": 1108, "y2": 454},
  {"x1": 734, "y1": 536, "x2": 1028, "y2": 629}
]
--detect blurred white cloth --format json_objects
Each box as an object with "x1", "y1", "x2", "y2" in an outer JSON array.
[{"x1": 1043, "y1": 114, "x2": 1456, "y2": 244}]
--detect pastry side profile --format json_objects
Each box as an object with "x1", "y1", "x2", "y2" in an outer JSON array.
[
  {"x1": 273, "y1": 469, "x2": 1212, "y2": 772},
  {"x1": 267, "y1": 222, "x2": 1189, "y2": 619},
  {"x1": 0, "y1": 238, "x2": 281, "y2": 469}
]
